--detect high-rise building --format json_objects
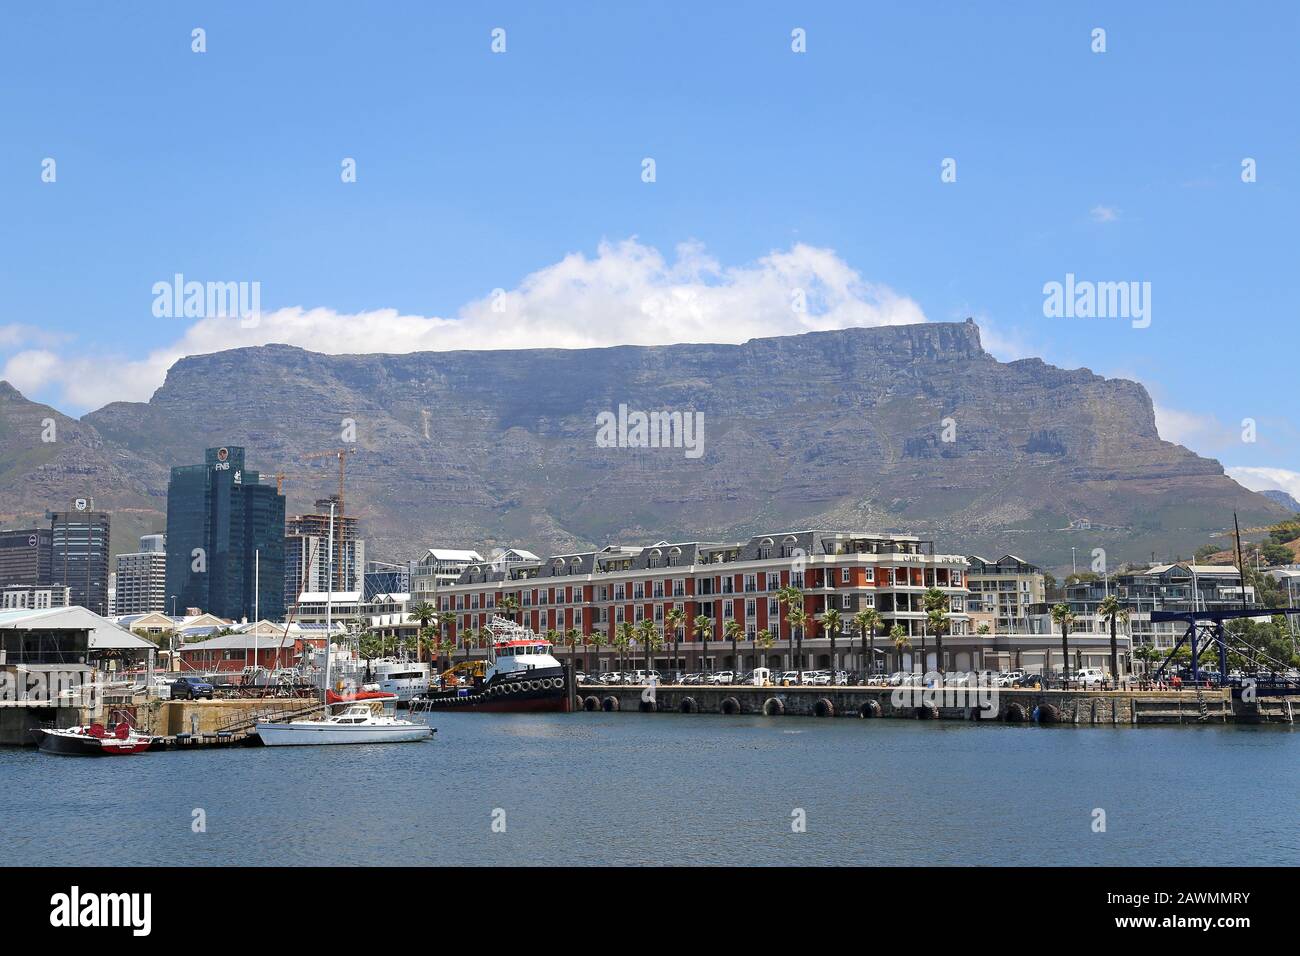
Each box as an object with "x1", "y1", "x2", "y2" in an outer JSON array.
[
  {"x1": 115, "y1": 534, "x2": 168, "y2": 615},
  {"x1": 0, "y1": 527, "x2": 53, "y2": 589},
  {"x1": 284, "y1": 496, "x2": 364, "y2": 609},
  {"x1": 164, "y1": 446, "x2": 286, "y2": 621},
  {"x1": 49, "y1": 503, "x2": 111, "y2": 615}
]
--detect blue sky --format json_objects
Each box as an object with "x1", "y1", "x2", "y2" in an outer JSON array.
[{"x1": 2, "y1": 1, "x2": 1297, "y2": 494}]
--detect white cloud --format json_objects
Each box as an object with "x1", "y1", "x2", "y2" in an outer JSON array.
[
  {"x1": 1153, "y1": 404, "x2": 1239, "y2": 452},
  {"x1": 0, "y1": 324, "x2": 68, "y2": 350},
  {"x1": 1, "y1": 239, "x2": 928, "y2": 412},
  {"x1": 1226, "y1": 467, "x2": 1300, "y2": 503},
  {"x1": 1090, "y1": 205, "x2": 1120, "y2": 223}
]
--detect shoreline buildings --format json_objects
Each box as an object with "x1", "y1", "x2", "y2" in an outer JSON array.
[
  {"x1": 436, "y1": 531, "x2": 972, "y2": 672},
  {"x1": 164, "y1": 446, "x2": 286, "y2": 622}
]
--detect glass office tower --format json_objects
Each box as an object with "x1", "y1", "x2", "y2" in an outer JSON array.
[{"x1": 164, "y1": 446, "x2": 286, "y2": 621}]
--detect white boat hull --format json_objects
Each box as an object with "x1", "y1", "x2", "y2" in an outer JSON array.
[{"x1": 254, "y1": 721, "x2": 432, "y2": 746}]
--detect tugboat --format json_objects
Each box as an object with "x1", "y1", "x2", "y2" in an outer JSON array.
[
  {"x1": 410, "y1": 616, "x2": 569, "y2": 714},
  {"x1": 31, "y1": 721, "x2": 156, "y2": 756}
]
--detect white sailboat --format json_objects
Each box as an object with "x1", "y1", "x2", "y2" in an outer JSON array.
[
  {"x1": 254, "y1": 502, "x2": 433, "y2": 747},
  {"x1": 255, "y1": 703, "x2": 431, "y2": 746}
]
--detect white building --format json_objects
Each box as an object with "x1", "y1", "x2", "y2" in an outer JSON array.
[
  {"x1": 410, "y1": 549, "x2": 484, "y2": 605},
  {"x1": 114, "y1": 534, "x2": 167, "y2": 615}
]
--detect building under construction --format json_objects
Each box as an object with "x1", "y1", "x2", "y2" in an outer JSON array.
[{"x1": 283, "y1": 496, "x2": 364, "y2": 609}]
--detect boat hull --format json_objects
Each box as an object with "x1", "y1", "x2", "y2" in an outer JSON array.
[
  {"x1": 31, "y1": 728, "x2": 153, "y2": 756},
  {"x1": 252, "y1": 721, "x2": 432, "y2": 746},
  {"x1": 413, "y1": 667, "x2": 569, "y2": 714}
]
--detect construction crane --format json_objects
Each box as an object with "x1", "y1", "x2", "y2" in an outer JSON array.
[{"x1": 302, "y1": 448, "x2": 356, "y2": 591}]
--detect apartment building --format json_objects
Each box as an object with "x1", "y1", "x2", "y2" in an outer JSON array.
[
  {"x1": 966, "y1": 554, "x2": 1046, "y2": 633},
  {"x1": 436, "y1": 530, "x2": 970, "y2": 672},
  {"x1": 114, "y1": 534, "x2": 168, "y2": 615},
  {"x1": 410, "y1": 548, "x2": 484, "y2": 605},
  {"x1": 1036, "y1": 562, "x2": 1255, "y2": 650}
]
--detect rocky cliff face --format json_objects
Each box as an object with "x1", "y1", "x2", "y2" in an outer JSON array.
[{"x1": 0, "y1": 322, "x2": 1286, "y2": 570}]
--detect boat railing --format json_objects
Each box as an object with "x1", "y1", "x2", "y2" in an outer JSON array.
[{"x1": 213, "y1": 700, "x2": 328, "y2": 735}]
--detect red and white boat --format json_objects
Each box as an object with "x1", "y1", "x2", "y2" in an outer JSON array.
[{"x1": 31, "y1": 722, "x2": 156, "y2": 756}]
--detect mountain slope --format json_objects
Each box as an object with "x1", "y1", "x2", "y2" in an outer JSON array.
[{"x1": 1, "y1": 321, "x2": 1287, "y2": 571}]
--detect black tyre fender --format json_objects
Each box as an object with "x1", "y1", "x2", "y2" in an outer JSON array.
[
  {"x1": 858, "y1": 699, "x2": 882, "y2": 718},
  {"x1": 582, "y1": 695, "x2": 600, "y2": 712},
  {"x1": 762, "y1": 697, "x2": 785, "y2": 717},
  {"x1": 679, "y1": 696, "x2": 699, "y2": 714},
  {"x1": 720, "y1": 696, "x2": 741, "y2": 715},
  {"x1": 914, "y1": 704, "x2": 940, "y2": 720},
  {"x1": 1036, "y1": 703, "x2": 1062, "y2": 724},
  {"x1": 813, "y1": 697, "x2": 835, "y2": 718},
  {"x1": 601, "y1": 695, "x2": 620, "y2": 712},
  {"x1": 1003, "y1": 701, "x2": 1027, "y2": 723},
  {"x1": 639, "y1": 697, "x2": 657, "y2": 713}
]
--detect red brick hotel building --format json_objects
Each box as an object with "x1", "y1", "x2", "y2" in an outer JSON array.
[{"x1": 437, "y1": 530, "x2": 970, "y2": 672}]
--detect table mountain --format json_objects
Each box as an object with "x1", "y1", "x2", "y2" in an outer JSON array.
[{"x1": 1, "y1": 321, "x2": 1287, "y2": 571}]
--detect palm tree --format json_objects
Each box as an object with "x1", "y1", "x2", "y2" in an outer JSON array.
[
  {"x1": 776, "y1": 586, "x2": 805, "y2": 677},
  {"x1": 436, "y1": 637, "x2": 454, "y2": 675},
  {"x1": 642, "y1": 622, "x2": 665, "y2": 673},
  {"x1": 922, "y1": 587, "x2": 950, "y2": 674},
  {"x1": 436, "y1": 611, "x2": 456, "y2": 669},
  {"x1": 890, "y1": 623, "x2": 911, "y2": 672},
  {"x1": 820, "y1": 607, "x2": 843, "y2": 680},
  {"x1": 665, "y1": 607, "x2": 686, "y2": 677},
  {"x1": 415, "y1": 626, "x2": 436, "y2": 667},
  {"x1": 637, "y1": 618, "x2": 657, "y2": 671},
  {"x1": 500, "y1": 594, "x2": 520, "y2": 624},
  {"x1": 1098, "y1": 595, "x2": 1129, "y2": 687},
  {"x1": 692, "y1": 615, "x2": 712, "y2": 674},
  {"x1": 853, "y1": 607, "x2": 883, "y2": 678},
  {"x1": 1051, "y1": 603, "x2": 1076, "y2": 682},
  {"x1": 616, "y1": 621, "x2": 635, "y2": 674},
  {"x1": 756, "y1": 628, "x2": 775, "y2": 674},
  {"x1": 588, "y1": 626, "x2": 607, "y2": 676},
  {"x1": 788, "y1": 606, "x2": 810, "y2": 681},
  {"x1": 409, "y1": 601, "x2": 437, "y2": 663},
  {"x1": 564, "y1": 627, "x2": 582, "y2": 671},
  {"x1": 724, "y1": 619, "x2": 743, "y2": 672}
]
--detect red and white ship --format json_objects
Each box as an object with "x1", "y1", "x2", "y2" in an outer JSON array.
[
  {"x1": 411, "y1": 617, "x2": 569, "y2": 714},
  {"x1": 31, "y1": 721, "x2": 156, "y2": 756}
]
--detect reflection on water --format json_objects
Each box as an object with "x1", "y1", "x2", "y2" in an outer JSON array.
[{"x1": 1, "y1": 714, "x2": 1295, "y2": 866}]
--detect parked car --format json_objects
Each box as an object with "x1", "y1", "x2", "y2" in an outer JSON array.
[
  {"x1": 802, "y1": 670, "x2": 831, "y2": 686},
  {"x1": 170, "y1": 676, "x2": 214, "y2": 700},
  {"x1": 1013, "y1": 673, "x2": 1042, "y2": 688},
  {"x1": 710, "y1": 670, "x2": 735, "y2": 685},
  {"x1": 1074, "y1": 667, "x2": 1106, "y2": 688},
  {"x1": 776, "y1": 670, "x2": 801, "y2": 686},
  {"x1": 598, "y1": 672, "x2": 622, "y2": 685}
]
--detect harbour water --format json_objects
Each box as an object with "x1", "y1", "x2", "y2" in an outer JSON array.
[{"x1": 2, "y1": 715, "x2": 1296, "y2": 866}]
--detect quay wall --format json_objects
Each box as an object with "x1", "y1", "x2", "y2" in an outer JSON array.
[
  {"x1": 139, "y1": 698, "x2": 319, "y2": 736},
  {"x1": 574, "y1": 684, "x2": 1249, "y2": 725}
]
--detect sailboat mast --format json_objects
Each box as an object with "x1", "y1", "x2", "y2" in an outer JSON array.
[{"x1": 324, "y1": 502, "x2": 335, "y2": 701}]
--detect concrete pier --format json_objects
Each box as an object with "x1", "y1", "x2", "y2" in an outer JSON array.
[{"x1": 576, "y1": 683, "x2": 1300, "y2": 725}]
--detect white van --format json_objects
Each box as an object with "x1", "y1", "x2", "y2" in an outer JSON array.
[{"x1": 1074, "y1": 667, "x2": 1106, "y2": 687}]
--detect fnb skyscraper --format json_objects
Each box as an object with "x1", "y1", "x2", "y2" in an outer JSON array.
[{"x1": 164, "y1": 446, "x2": 286, "y2": 621}]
